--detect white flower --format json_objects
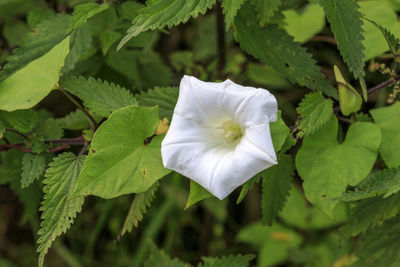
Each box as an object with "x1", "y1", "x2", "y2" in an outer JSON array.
[{"x1": 161, "y1": 75, "x2": 278, "y2": 200}]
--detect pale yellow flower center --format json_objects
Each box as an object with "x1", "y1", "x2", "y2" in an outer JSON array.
[{"x1": 222, "y1": 120, "x2": 243, "y2": 142}]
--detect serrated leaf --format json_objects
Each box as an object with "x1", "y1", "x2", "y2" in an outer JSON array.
[
  {"x1": 199, "y1": 254, "x2": 255, "y2": 267},
  {"x1": 296, "y1": 116, "x2": 381, "y2": 216},
  {"x1": 370, "y1": 102, "x2": 400, "y2": 168},
  {"x1": 99, "y1": 30, "x2": 122, "y2": 55},
  {"x1": 119, "y1": 182, "x2": 159, "y2": 238},
  {"x1": 136, "y1": 86, "x2": 178, "y2": 120},
  {"x1": 221, "y1": 0, "x2": 246, "y2": 31},
  {"x1": 0, "y1": 15, "x2": 70, "y2": 81},
  {"x1": 63, "y1": 26, "x2": 92, "y2": 72},
  {"x1": 68, "y1": 3, "x2": 110, "y2": 32},
  {"x1": 0, "y1": 37, "x2": 70, "y2": 111},
  {"x1": 2, "y1": 110, "x2": 39, "y2": 133},
  {"x1": 296, "y1": 91, "x2": 333, "y2": 137},
  {"x1": 21, "y1": 153, "x2": 46, "y2": 188},
  {"x1": 262, "y1": 155, "x2": 294, "y2": 225},
  {"x1": 37, "y1": 153, "x2": 86, "y2": 267},
  {"x1": 60, "y1": 76, "x2": 137, "y2": 118},
  {"x1": 234, "y1": 3, "x2": 338, "y2": 99},
  {"x1": 317, "y1": 0, "x2": 366, "y2": 98},
  {"x1": 118, "y1": 0, "x2": 217, "y2": 50},
  {"x1": 186, "y1": 180, "x2": 214, "y2": 209},
  {"x1": 365, "y1": 18, "x2": 400, "y2": 57},
  {"x1": 251, "y1": 0, "x2": 283, "y2": 27},
  {"x1": 144, "y1": 242, "x2": 190, "y2": 267},
  {"x1": 72, "y1": 106, "x2": 171, "y2": 199},
  {"x1": 56, "y1": 109, "x2": 94, "y2": 130}
]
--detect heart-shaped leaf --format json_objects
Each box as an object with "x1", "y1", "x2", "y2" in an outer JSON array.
[{"x1": 296, "y1": 116, "x2": 381, "y2": 216}]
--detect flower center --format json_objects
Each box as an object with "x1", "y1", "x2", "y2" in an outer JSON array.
[{"x1": 222, "y1": 120, "x2": 243, "y2": 142}]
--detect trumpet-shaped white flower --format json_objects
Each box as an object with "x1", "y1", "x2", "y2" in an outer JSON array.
[{"x1": 161, "y1": 75, "x2": 278, "y2": 200}]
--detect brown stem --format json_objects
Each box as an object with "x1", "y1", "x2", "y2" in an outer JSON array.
[
  {"x1": 0, "y1": 137, "x2": 86, "y2": 153},
  {"x1": 0, "y1": 144, "x2": 32, "y2": 153},
  {"x1": 45, "y1": 136, "x2": 86, "y2": 145},
  {"x1": 309, "y1": 35, "x2": 338, "y2": 46}
]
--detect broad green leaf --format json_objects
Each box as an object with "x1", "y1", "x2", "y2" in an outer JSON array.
[
  {"x1": 283, "y1": 4, "x2": 325, "y2": 43},
  {"x1": 2, "y1": 109, "x2": 39, "y2": 133},
  {"x1": 186, "y1": 180, "x2": 213, "y2": 208},
  {"x1": 68, "y1": 2, "x2": 110, "y2": 32},
  {"x1": 250, "y1": 0, "x2": 283, "y2": 26},
  {"x1": 317, "y1": 0, "x2": 366, "y2": 98},
  {"x1": 137, "y1": 87, "x2": 179, "y2": 121},
  {"x1": 61, "y1": 76, "x2": 137, "y2": 118},
  {"x1": 370, "y1": 102, "x2": 400, "y2": 168},
  {"x1": 21, "y1": 153, "x2": 46, "y2": 188},
  {"x1": 247, "y1": 63, "x2": 292, "y2": 90},
  {"x1": 221, "y1": 0, "x2": 246, "y2": 31},
  {"x1": 338, "y1": 169, "x2": 400, "y2": 202},
  {"x1": 334, "y1": 66, "x2": 362, "y2": 116},
  {"x1": 262, "y1": 155, "x2": 294, "y2": 225},
  {"x1": 37, "y1": 153, "x2": 86, "y2": 267},
  {"x1": 0, "y1": 15, "x2": 69, "y2": 81},
  {"x1": 63, "y1": 26, "x2": 92, "y2": 72},
  {"x1": 118, "y1": 0, "x2": 216, "y2": 49},
  {"x1": 119, "y1": 182, "x2": 159, "y2": 238},
  {"x1": 199, "y1": 254, "x2": 255, "y2": 267},
  {"x1": 235, "y1": 3, "x2": 338, "y2": 99},
  {"x1": 0, "y1": 37, "x2": 70, "y2": 111},
  {"x1": 72, "y1": 106, "x2": 171, "y2": 199},
  {"x1": 296, "y1": 116, "x2": 381, "y2": 216},
  {"x1": 144, "y1": 242, "x2": 189, "y2": 267},
  {"x1": 296, "y1": 92, "x2": 333, "y2": 137}
]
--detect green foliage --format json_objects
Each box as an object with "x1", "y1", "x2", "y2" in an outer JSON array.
[
  {"x1": 119, "y1": 182, "x2": 160, "y2": 238},
  {"x1": 2, "y1": 110, "x2": 39, "y2": 133},
  {"x1": 234, "y1": 3, "x2": 338, "y2": 99},
  {"x1": 0, "y1": 121, "x2": 4, "y2": 139},
  {"x1": 296, "y1": 116, "x2": 381, "y2": 216},
  {"x1": 186, "y1": 180, "x2": 214, "y2": 208},
  {"x1": 118, "y1": 0, "x2": 217, "y2": 49},
  {"x1": 72, "y1": 106, "x2": 171, "y2": 199},
  {"x1": 236, "y1": 175, "x2": 261, "y2": 204},
  {"x1": 370, "y1": 102, "x2": 400, "y2": 168},
  {"x1": 144, "y1": 243, "x2": 190, "y2": 267},
  {"x1": 221, "y1": 0, "x2": 246, "y2": 31},
  {"x1": 296, "y1": 92, "x2": 333, "y2": 137},
  {"x1": 0, "y1": 37, "x2": 70, "y2": 111},
  {"x1": 21, "y1": 153, "x2": 46, "y2": 188},
  {"x1": 37, "y1": 153, "x2": 86, "y2": 267},
  {"x1": 63, "y1": 26, "x2": 92, "y2": 73},
  {"x1": 250, "y1": 0, "x2": 283, "y2": 26},
  {"x1": 262, "y1": 155, "x2": 294, "y2": 225},
  {"x1": 317, "y1": 0, "x2": 366, "y2": 97},
  {"x1": 61, "y1": 76, "x2": 137, "y2": 117},
  {"x1": 199, "y1": 254, "x2": 255, "y2": 267},
  {"x1": 365, "y1": 18, "x2": 400, "y2": 57},
  {"x1": 334, "y1": 66, "x2": 362, "y2": 116},
  {"x1": 56, "y1": 109, "x2": 94, "y2": 130},
  {"x1": 68, "y1": 2, "x2": 110, "y2": 32},
  {"x1": 137, "y1": 87, "x2": 179, "y2": 120}
]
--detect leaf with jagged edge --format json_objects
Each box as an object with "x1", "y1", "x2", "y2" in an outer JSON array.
[
  {"x1": 56, "y1": 109, "x2": 94, "y2": 130},
  {"x1": 68, "y1": 2, "x2": 110, "y2": 32},
  {"x1": 0, "y1": 14, "x2": 70, "y2": 81},
  {"x1": 262, "y1": 155, "x2": 294, "y2": 225},
  {"x1": 118, "y1": 182, "x2": 159, "y2": 239},
  {"x1": 364, "y1": 18, "x2": 400, "y2": 57},
  {"x1": 118, "y1": 0, "x2": 217, "y2": 50},
  {"x1": 2, "y1": 110, "x2": 39, "y2": 133},
  {"x1": 221, "y1": 0, "x2": 246, "y2": 31},
  {"x1": 251, "y1": 0, "x2": 283, "y2": 26},
  {"x1": 63, "y1": 26, "x2": 92, "y2": 73},
  {"x1": 198, "y1": 254, "x2": 256, "y2": 267},
  {"x1": 37, "y1": 153, "x2": 86, "y2": 267},
  {"x1": 355, "y1": 216, "x2": 400, "y2": 267},
  {"x1": 60, "y1": 76, "x2": 137, "y2": 118},
  {"x1": 341, "y1": 193, "x2": 400, "y2": 237},
  {"x1": 317, "y1": 0, "x2": 366, "y2": 99},
  {"x1": 337, "y1": 169, "x2": 400, "y2": 202},
  {"x1": 296, "y1": 92, "x2": 333, "y2": 137},
  {"x1": 144, "y1": 241, "x2": 190, "y2": 267},
  {"x1": 137, "y1": 87, "x2": 178, "y2": 121},
  {"x1": 234, "y1": 3, "x2": 338, "y2": 99},
  {"x1": 21, "y1": 153, "x2": 46, "y2": 188}
]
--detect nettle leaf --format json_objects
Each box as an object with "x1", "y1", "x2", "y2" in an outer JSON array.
[
  {"x1": 221, "y1": 0, "x2": 246, "y2": 31},
  {"x1": 199, "y1": 254, "x2": 255, "y2": 267},
  {"x1": 341, "y1": 193, "x2": 400, "y2": 237},
  {"x1": 118, "y1": 0, "x2": 217, "y2": 49},
  {"x1": 186, "y1": 180, "x2": 214, "y2": 208},
  {"x1": 370, "y1": 102, "x2": 400, "y2": 168},
  {"x1": 136, "y1": 86, "x2": 179, "y2": 121},
  {"x1": 21, "y1": 153, "x2": 46, "y2": 188},
  {"x1": 99, "y1": 30, "x2": 122, "y2": 55},
  {"x1": 68, "y1": 2, "x2": 110, "y2": 32},
  {"x1": 0, "y1": 14, "x2": 69, "y2": 81},
  {"x1": 338, "y1": 169, "x2": 400, "y2": 202},
  {"x1": 0, "y1": 37, "x2": 70, "y2": 111},
  {"x1": 235, "y1": 3, "x2": 338, "y2": 99},
  {"x1": 60, "y1": 76, "x2": 137, "y2": 118},
  {"x1": 296, "y1": 92, "x2": 333, "y2": 137},
  {"x1": 63, "y1": 26, "x2": 92, "y2": 73},
  {"x1": 355, "y1": 216, "x2": 400, "y2": 267},
  {"x1": 72, "y1": 106, "x2": 171, "y2": 199},
  {"x1": 296, "y1": 116, "x2": 381, "y2": 216},
  {"x1": 262, "y1": 155, "x2": 294, "y2": 225},
  {"x1": 56, "y1": 109, "x2": 94, "y2": 130},
  {"x1": 119, "y1": 182, "x2": 159, "y2": 238},
  {"x1": 37, "y1": 153, "x2": 86, "y2": 267},
  {"x1": 144, "y1": 243, "x2": 190, "y2": 267},
  {"x1": 317, "y1": 0, "x2": 366, "y2": 98},
  {"x1": 251, "y1": 0, "x2": 283, "y2": 26},
  {"x1": 2, "y1": 109, "x2": 39, "y2": 133}
]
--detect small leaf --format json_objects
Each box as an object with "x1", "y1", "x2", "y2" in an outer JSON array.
[
  {"x1": 334, "y1": 66, "x2": 362, "y2": 116},
  {"x1": 2, "y1": 109, "x2": 39, "y2": 133},
  {"x1": 186, "y1": 180, "x2": 213, "y2": 208},
  {"x1": 236, "y1": 175, "x2": 260, "y2": 204},
  {"x1": 221, "y1": 0, "x2": 246, "y2": 31},
  {"x1": 56, "y1": 109, "x2": 94, "y2": 130},
  {"x1": 251, "y1": 0, "x2": 283, "y2": 26},
  {"x1": 136, "y1": 87, "x2": 179, "y2": 121},
  {"x1": 68, "y1": 2, "x2": 110, "y2": 32},
  {"x1": 21, "y1": 153, "x2": 46, "y2": 188}
]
